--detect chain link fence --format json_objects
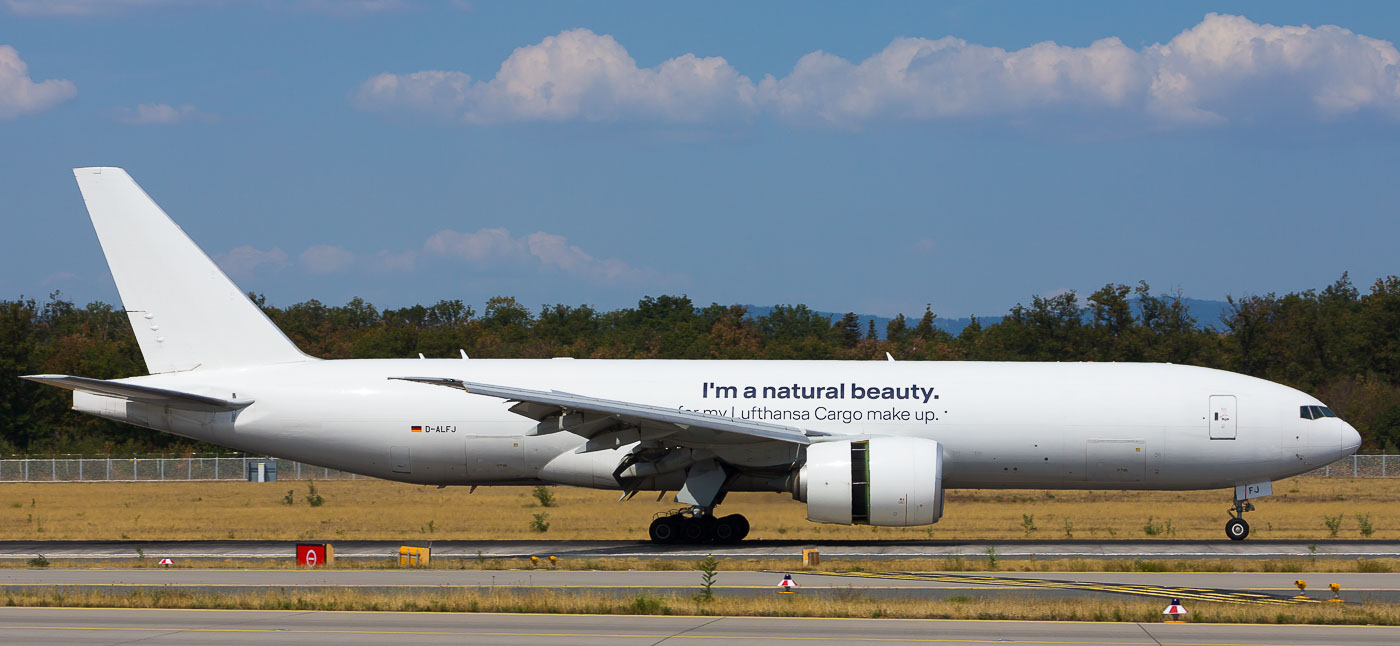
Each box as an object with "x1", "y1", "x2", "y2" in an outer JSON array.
[
  {"x1": 0, "y1": 453, "x2": 1395, "y2": 483},
  {"x1": 0, "y1": 454, "x2": 362, "y2": 482},
  {"x1": 1303, "y1": 454, "x2": 1400, "y2": 478}
]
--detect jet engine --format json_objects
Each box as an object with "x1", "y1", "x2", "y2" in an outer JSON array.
[{"x1": 793, "y1": 437, "x2": 944, "y2": 526}]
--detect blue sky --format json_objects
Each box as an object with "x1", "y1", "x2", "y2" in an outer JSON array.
[{"x1": 2, "y1": 1, "x2": 1398, "y2": 318}]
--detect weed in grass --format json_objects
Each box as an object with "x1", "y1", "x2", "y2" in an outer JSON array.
[
  {"x1": 531, "y1": 486, "x2": 556, "y2": 508},
  {"x1": 27, "y1": 555, "x2": 47, "y2": 568},
  {"x1": 1324, "y1": 514, "x2": 1344, "y2": 537},
  {"x1": 984, "y1": 547, "x2": 999, "y2": 570},
  {"x1": 1063, "y1": 518, "x2": 1074, "y2": 539},
  {"x1": 1356, "y1": 513, "x2": 1375, "y2": 537},
  {"x1": 281, "y1": 490, "x2": 295, "y2": 506},
  {"x1": 1357, "y1": 558, "x2": 1392, "y2": 573},
  {"x1": 305, "y1": 482, "x2": 325, "y2": 507},
  {"x1": 425, "y1": 520, "x2": 435, "y2": 534},
  {"x1": 8, "y1": 502, "x2": 19, "y2": 509},
  {"x1": 529, "y1": 512, "x2": 550, "y2": 533},
  {"x1": 1020, "y1": 514, "x2": 1036, "y2": 535}
]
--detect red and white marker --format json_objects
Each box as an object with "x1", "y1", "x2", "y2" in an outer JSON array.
[
  {"x1": 778, "y1": 574, "x2": 797, "y2": 594},
  {"x1": 1161, "y1": 598, "x2": 1188, "y2": 621},
  {"x1": 158, "y1": 558, "x2": 174, "y2": 567}
]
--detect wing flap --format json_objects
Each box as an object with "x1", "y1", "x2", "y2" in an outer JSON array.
[
  {"x1": 390, "y1": 376, "x2": 819, "y2": 445},
  {"x1": 22, "y1": 374, "x2": 253, "y2": 413}
]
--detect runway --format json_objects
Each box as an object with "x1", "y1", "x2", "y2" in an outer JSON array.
[
  {"x1": 3, "y1": 539, "x2": 1399, "y2": 560},
  {"x1": 4, "y1": 569, "x2": 1396, "y2": 603},
  {"x1": 2, "y1": 607, "x2": 1397, "y2": 646}
]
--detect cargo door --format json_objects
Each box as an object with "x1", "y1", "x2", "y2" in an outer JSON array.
[
  {"x1": 466, "y1": 436, "x2": 525, "y2": 481},
  {"x1": 1086, "y1": 439, "x2": 1146, "y2": 482},
  {"x1": 1209, "y1": 395, "x2": 1237, "y2": 440}
]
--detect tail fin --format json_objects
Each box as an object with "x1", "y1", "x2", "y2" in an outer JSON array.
[{"x1": 73, "y1": 167, "x2": 311, "y2": 374}]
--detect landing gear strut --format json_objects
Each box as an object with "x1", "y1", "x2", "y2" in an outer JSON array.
[
  {"x1": 648, "y1": 508, "x2": 749, "y2": 545},
  {"x1": 1226, "y1": 498, "x2": 1254, "y2": 541}
]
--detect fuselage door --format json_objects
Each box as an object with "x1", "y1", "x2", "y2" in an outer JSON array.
[{"x1": 1209, "y1": 395, "x2": 1237, "y2": 440}]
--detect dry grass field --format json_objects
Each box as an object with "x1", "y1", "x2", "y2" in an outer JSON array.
[
  {"x1": 0, "y1": 475, "x2": 1395, "y2": 542},
  {"x1": 3, "y1": 587, "x2": 1399, "y2": 625}
]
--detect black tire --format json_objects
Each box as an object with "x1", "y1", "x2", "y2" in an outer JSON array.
[
  {"x1": 649, "y1": 516, "x2": 680, "y2": 544},
  {"x1": 681, "y1": 517, "x2": 707, "y2": 543},
  {"x1": 1226, "y1": 517, "x2": 1250, "y2": 541},
  {"x1": 712, "y1": 516, "x2": 739, "y2": 544},
  {"x1": 734, "y1": 514, "x2": 750, "y2": 540}
]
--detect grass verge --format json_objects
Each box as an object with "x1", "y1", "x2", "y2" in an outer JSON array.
[
  {"x1": 2, "y1": 588, "x2": 1397, "y2": 624},
  {"x1": 3, "y1": 556, "x2": 1398, "y2": 574}
]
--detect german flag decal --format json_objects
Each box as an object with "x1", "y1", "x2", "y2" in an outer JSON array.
[{"x1": 410, "y1": 425, "x2": 423, "y2": 432}]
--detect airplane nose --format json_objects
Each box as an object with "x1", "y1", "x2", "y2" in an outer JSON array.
[{"x1": 1341, "y1": 422, "x2": 1362, "y2": 456}]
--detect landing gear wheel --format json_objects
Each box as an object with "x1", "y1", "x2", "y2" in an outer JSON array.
[
  {"x1": 680, "y1": 516, "x2": 707, "y2": 543},
  {"x1": 726, "y1": 514, "x2": 750, "y2": 541},
  {"x1": 649, "y1": 516, "x2": 681, "y2": 544},
  {"x1": 1226, "y1": 517, "x2": 1250, "y2": 541},
  {"x1": 712, "y1": 516, "x2": 740, "y2": 544}
]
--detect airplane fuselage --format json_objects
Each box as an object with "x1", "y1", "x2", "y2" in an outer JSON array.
[{"x1": 78, "y1": 359, "x2": 1357, "y2": 492}]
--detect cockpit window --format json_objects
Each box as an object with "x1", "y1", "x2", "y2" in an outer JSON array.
[{"x1": 1302, "y1": 405, "x2": 1339, "y2": 420}]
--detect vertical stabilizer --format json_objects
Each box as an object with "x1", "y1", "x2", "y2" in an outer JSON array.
[{"x1": 73, "y1": 167, "x2": 311, "y2": 373}]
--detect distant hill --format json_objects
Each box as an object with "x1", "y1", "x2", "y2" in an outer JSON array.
[{"x1": 744, "y1": 298, "x2": 1231, "y2": 340}]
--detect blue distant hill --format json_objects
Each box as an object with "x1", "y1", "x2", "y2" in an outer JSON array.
[{"x1": 744, "y1": 298, "x2": 1231, "y2": 340}]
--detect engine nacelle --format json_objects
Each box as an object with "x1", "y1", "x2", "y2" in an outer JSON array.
[{"x1": 794, "y1": 437, "x2": 944, "y2": 526}]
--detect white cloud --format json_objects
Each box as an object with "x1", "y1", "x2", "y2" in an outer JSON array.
[
  {"x1": 355, "y1": 28, "x2": 759, "y2": 124},
  {"x1": 299, "y1": 245, "x2": 356, "y2": 275},
  {"x1": 216, "y1": 246, "x2": 288, "y2": 277},
  {"x1": 0, "y1": 45, "x2": 76, "y2": 120},
  {"x1": 356, "y1": 15, "x2": 1400, "y2": 129},
  {"x1": 426, "y1": 227, "x2": 648, "y2": 284},
  {"x1": 107, "y1": 103, "x2": 218, "y2": 125}
]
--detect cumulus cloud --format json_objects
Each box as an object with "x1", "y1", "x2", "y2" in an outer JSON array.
[
  {"x1": 356, "y1": 15, "x2": 1400, "y2": 128},
  {"x1": 0, "y1": 45, "x2": 76, "y2": 119},
  {"x1": 299, "y1": 245, "x2": 356, "y2": 275},
  {"x1": 215, "y1": 246, "x2": 288, "y2": 277},
  {"x1": 426, "y1": 227, "x2": 648, "y2": 284},
  {"x1": 355, "y1": 28, "x2": 759, "y2": 123},
  {"x1": 107, "y1": 103, "x2": 218, "y2": 125}
]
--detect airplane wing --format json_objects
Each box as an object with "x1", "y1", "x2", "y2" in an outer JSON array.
[
  {"x1": 390, "y1": 377, "x2": 833, "y2": 449},
  {"x1": 21, "y1": 374, "x2": 254, "y2": 413}
]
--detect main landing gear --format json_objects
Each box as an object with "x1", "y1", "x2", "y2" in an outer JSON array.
[
  {"x1": 1226, "y1": 498, "x2": 1254, "y2": 541},
  {"x1": 648, "y1": 509, "x2": 750, "y2": 545}
]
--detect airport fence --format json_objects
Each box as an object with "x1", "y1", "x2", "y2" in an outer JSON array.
[
  {"x1": 0, "y1": 454, "x2": 362, "y2": 483},
  {"x1": 0, "y1": 453, "x2": 1395, "y2": 483}
]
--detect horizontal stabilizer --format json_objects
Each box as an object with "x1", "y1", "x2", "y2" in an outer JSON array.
[{"x1": 22, "y1": 374, "x2": 253, "y2": 413}]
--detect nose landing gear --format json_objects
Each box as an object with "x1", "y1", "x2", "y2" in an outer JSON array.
[{"x1": 1226, "y1": 498, "x2": 1254, "y2": 540}]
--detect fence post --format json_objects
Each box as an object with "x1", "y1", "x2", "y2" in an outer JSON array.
[
  {"x1": 50, "y1": 457, "x2": 55, "y2": 481},
  {"x1": 1354, "y1": 455, "x2": 1359, "y2": 478},
  {"x1": 78, "y1": 458, "x2": 83, "y2": 481},
  {"x1": 23, "y1": 459, "x2": 28, "y2": 482}
]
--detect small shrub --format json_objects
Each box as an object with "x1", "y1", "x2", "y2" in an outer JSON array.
[
  {"x1": 425, "y1": 520, "x2": 435, "y2": 534},
  {"x1": 1355, "y1": 513, "x2": 1375, "y2": 537},
  {"x1": 1063, "y1": 518, "x2": 1074, "y2": 539},
  {"x1": 1143, "y1": 517, "x2": 1165, "y2": 536},
  {"x1": 281, "y1": 490, "x2": 295, "y2": 506},
  {"x1": 628, "y1": 594, "x2": 665, "y2": 614},
  {"x1": 694, "y1": 555, "x2": 718, "y2": 603},
  {"x1": 1020, "y1": 514, "x2": 1037, "y2": 535},
  {"x1": 984, "y1": 547, "x2": 998, "y2": 570},
  {"x1": 1323, "y1": 514, "x2": 1344, "y2": 537},
  {"x1": 531, "y1": 486, "x2": 556, "y2": 508},
  {"x1": 305, "y1": 482, "x2": 325, "y2": 507},
  {"x1": 530, "y1": 512, "x2": 550, "y2": 533},
  {"x1": 27, "y1": 555, "x2": 48, "y2": 568}
]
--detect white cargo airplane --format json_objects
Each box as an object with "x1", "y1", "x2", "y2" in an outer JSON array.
[{"x1": 24, "y1": 168, "x2": 1361, "y2": 544}]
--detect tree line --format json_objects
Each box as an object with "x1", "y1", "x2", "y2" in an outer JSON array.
[{"x1": 2, "y1": 274, "x2": 1398, "y2": 455}]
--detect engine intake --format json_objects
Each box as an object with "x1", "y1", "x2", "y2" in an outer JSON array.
[{"x1": 794, "y1": 437, "x2": 944, "y2": 526}]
